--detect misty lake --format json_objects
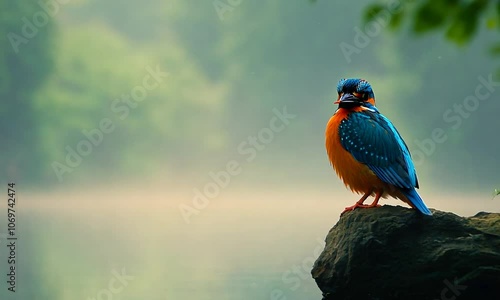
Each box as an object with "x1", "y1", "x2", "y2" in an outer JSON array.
[{"x1": 0, "y1": 183, "x2": 494, "y2": 300}]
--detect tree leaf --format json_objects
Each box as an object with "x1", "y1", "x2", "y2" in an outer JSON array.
[
  {"x1": 363, "y1": 4, "x2": 385, "y2": 24},
  {"x1": 445, "y1": 0, "x2": 488, "y2": 45},
  {"x1": 413, "y1": 1, "x2": 450, "y2": 33}
]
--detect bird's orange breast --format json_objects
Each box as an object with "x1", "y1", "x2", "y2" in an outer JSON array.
[{"x1": 325, "y1": 108, "x2": 387, "y2": 195}]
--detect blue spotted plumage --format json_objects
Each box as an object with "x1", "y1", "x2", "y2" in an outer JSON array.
[
  {"x1": 339, "y1": 109, "x2": 416, "y2": 189},
  {"x1": 327, "y1": 78, "x2": 432, "y2": 215}
]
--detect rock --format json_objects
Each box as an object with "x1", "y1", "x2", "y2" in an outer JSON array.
[{"x1": 311, "y1": 205, "x2": 500, "y2": 300}]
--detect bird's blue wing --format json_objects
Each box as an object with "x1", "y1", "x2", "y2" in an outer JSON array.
[{"x1": 338, "y1": 110, "x2": 418, "y2": 189}]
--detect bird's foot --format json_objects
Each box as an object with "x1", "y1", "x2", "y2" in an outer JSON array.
[{"x1": 341, "y1": 203, "x2": 381, "y2": 215}]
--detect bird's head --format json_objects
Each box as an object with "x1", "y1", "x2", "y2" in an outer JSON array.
[{"x1": 334, "y1": 78, "x2": 376, "y2": 109}]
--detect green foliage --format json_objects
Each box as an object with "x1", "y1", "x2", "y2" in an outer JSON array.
[
  {"x1": 364, "y1": 3, "x2": 404, "y2": 29},
  {"x1": 413, "y1": 0, "x2": 456, "y2": 34},
  {"x1": 493, "y1": 188, "x2": 500, "y2": 199},
  {"x1": 363, "y1": 0, "x2": 496, "y2": 46},
  {"x1": 445, "y1": 0, "x2": 488, "y2": 45}
]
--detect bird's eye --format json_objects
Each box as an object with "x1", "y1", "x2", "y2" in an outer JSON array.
[{"x1": 353, "y1": 92, "x2": 363, "y2": 99}]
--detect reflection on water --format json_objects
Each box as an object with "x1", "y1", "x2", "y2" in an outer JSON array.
[{"x1": 0, "y1": 183, "x2": 497, "y2": 300}]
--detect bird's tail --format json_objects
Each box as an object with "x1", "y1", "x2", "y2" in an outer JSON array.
[{"x1": 402, "y1": 188, "x2": 432, "y2": 216}]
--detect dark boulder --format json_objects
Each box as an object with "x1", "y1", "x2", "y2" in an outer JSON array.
[{"x1": 311, "y1": 205, "x2": 500, "y2": 300}]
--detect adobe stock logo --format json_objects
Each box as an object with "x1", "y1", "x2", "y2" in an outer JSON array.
[
  {"x1": 434, "y1": 278, "x2": 467, "y2": 300},
  {"x1": 269, "y1": 238, "x2": 325, "y2": 300},
  {"x1": 340, "y1": 0, "x2": 413, "y2": 63},
  {"x1": 411, "y1": 74, "x2": 500, "y2": 166},
  {"x1": 7, "y1": 0, "x2": 70, "y2": 53},
  {"x1": 51, "y1": 65, "x2": 169, "y2": 182},
  {"x1": 178, "y1": 106, "x2": 296, "y2": 224},
  {"x1": 213, "y1": 0, "x2": 243, "y2": 21},
  {"x1": 87, "y1": 268, "x2": 134, "y2": 300}
]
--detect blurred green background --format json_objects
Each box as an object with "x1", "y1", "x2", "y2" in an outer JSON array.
[{"x1": 0, "y1": 0, "x2": 499, "y2": 299}]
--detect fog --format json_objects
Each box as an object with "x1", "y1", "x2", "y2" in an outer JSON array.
[{"x1": 1, "y1": 0, "x2": 499, "y2": 299}]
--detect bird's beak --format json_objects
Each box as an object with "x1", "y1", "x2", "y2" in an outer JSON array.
[
  {"x1": 335, "y1": 93, "x2": 360, "y2": 105},
  {"x1": 340, "y1": 93, "x2": 360, "y2": 102}
]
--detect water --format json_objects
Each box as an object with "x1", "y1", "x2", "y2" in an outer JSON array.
[
  {"x1": 0, "y1": 183, "x2": 496, "y2": 300},
  {"x1": 0, "y1": 185, "x2": 335, "y2": 300}
]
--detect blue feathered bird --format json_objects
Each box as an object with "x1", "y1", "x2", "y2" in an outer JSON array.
[{"x1": 325, "y1": 78, "x2": 432, "y2": 215}]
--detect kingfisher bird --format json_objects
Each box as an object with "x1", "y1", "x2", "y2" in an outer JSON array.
[{"x1": 325, "y1": 78, "x2": 432, "y2": 215}]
